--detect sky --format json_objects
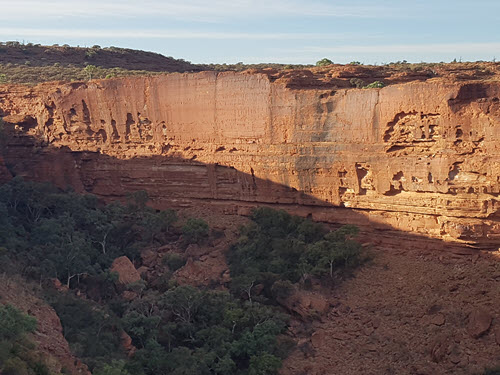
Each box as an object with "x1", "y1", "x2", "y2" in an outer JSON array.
[{"x1": 0, "y1": 0, "x2": 499, "y2": 65}]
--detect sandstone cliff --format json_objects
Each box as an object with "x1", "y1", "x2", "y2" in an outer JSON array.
[{"x1": 0, "y1": 67, "x2": 499, "y2": 248}]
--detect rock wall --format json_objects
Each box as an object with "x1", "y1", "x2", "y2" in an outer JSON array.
[{"x1": 0, "y1": 71, "x2": 499, "y2": 248}]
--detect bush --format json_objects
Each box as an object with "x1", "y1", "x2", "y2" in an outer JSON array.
[
  {"x1": 228, "y1": 208, "x2": 363, "y2": 299},
  {"x1": 316, "y1": 58, "x2": 333, "y2": 67},
  {"x1": 0, "y1": 304, "x2": 37, "y2": 341},
  {"x1": 162, "y1": 253, "x2": 186, "y2": 271},
  {"x1": 349, "y1": 78, "x2": 365, "y2": 88},
  {"x1": 182, "y1": 218, "x2": 209, "y2": 245},
  {"x1": 364, "y1": 81, "x2": 386, "y2": 89}
]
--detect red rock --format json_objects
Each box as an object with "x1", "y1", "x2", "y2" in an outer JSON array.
[
  {"x1": 110, "y1": 256, "x2": 141, "y2": 285},
  {"x1": 1, "y1": 71, "x2": 499, "y2": 248},
  {"x1": 141, "y1": 249, "x2": 157, "y2": 268},
  {"x1": 428, "y1": 313, "x2": 446, "y2": 326},
  {"x1": 430, "y1": 335, "x2": 450, "y2": 363},
  {"x1": 122, "y1": 290, "x2": 138, "y2": 301},
  {"x1": 311, "y1": 329, "x2": 326, "y2": 348},
  {"x1": 467, "y1": 308, "x2": 492, "y2": 338},
  {"x1": 121, "y1": 331, "x2": 136, "y2": 357}
]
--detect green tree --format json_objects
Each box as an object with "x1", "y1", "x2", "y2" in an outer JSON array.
[
  {"x1": 84, "y1": 64, "x2": 98, "y2": 80},
  {"x1": 248, "y1": 353, "x2": 282, "y2": 375},
  {"x1": 94, "y1": 360, "x2": 131, "y2": 375},
  {"x1": 0, "y1": 305, "x2": 37, "y2": 341},
  {"x1": 182, "y1": 218, "x2": 209, "y2": 245},
  {"x1": 315, "y1": 58, "x2": 333, "y2": 66}
]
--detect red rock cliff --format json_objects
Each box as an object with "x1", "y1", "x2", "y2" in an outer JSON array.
[{"x1": 0, "y1": 70, "x2": 499, "y2": 248}]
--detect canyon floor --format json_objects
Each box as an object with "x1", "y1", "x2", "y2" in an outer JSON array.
[
  {"x1": 282, "y1": 245, "x2": 500, "y2": 375},
  {"x1": 179, "y1": 208, "x2": 500, "y2": 374}
]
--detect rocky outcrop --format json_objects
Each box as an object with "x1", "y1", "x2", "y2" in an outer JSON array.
[
  {"x1": 110, "y1": 256, "x2": 141, "y2": 285},
  {"x1": 0, "y1": 67, "x2": 499, "y2": 248},
  {"x1": 0, "y1": 277, "x2": 90, "y2": 375}
]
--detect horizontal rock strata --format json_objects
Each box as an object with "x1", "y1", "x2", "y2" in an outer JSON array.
[{"x1": 0, "y1": 71, "x2": 499, "y2": 248}]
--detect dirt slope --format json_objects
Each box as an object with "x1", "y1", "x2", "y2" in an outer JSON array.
[{"x1": 282, "y1": 247, "x2": 500, "y2": 375}]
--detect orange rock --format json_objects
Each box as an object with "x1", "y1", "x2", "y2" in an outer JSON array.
[
  {"x1": 1, "y1": 70, "x2": 499, "y2": 248},
  {"x1": 121, "y1": 331, "x2": 137, "y2": 357},
  {"x1": 110, "y1": 256, "x2": 141, "y2": 285}
]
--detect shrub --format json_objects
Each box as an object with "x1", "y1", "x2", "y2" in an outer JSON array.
[
  {"x1": 315, "y1": 58, "x2": 333, "y2": 67},
  {"x1": 364, "y1": 81, "x2": 386, "y2": 89},
  {"x1": 349, "y1": 78, "x2": 365, "y2": 88},
  {"x1": 228, "y1": 207, "x2": 363, "y2": 299},
  {"x1": 162, "y1": 253, "x2": 186, "y2": 271},
  {"x1": 182, "y1": 218, "x2": 209, "y2": 245},
  {"x1": 0, "y1": 304, "x2": 37, "y2": 341}
]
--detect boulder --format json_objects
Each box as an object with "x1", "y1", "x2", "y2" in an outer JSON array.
[
  {"x1": 467, "y1": 308, "x2": 492, "y2": 338},
  {"x1": 110, "y1": 256, "x2": 141, "y2": 285}
]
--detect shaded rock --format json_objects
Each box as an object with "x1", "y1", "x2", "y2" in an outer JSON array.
[
  {"x1": 297, "y1": 339, "x2": 316, "y2": 358},
  {"x1": 311, "y1": 329, "x2": 326, "y2": 348},
  {"x1": 221, "y1": 269, "x2": 231, "y2": 283},
  {"x1": 110, "y1": 256, "x2": 141, "y2": 285},
  {"x1": 122, "y1": 290, "x2": 138, "y2": 301},
  {"x1": 2, "y1": 71, "x2": 500, "y2": 250},
  {"x1": 467, "y1": 308, "x2": 492, "y2": 338},
  {"x1": 278, "y1": 291, "x2": 329, "y2": 319},
  {"x1": 430, "y1": 313, "x2": 446, "y2": 326},
  {"x1": 430, "y1": 335, "x2": 450, "y2": 363},
  {"x1": 422, "y1": 313, "x2": 446, "y2": 326},
  {"x1": 494, "y1": 327, "x2": 500, "y2": 346},
  {"x1": 141, "y1": 249, "x2": 158, "y2": 268},
  {"x1": 137, "y1": 266, "x2": 149, "y2": 277},
  {"x1": 121, "y1": 331, "x2": 136, "y2": 357}
]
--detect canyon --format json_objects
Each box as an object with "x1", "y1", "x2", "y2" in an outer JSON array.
[{"x1": 0, "y1": 65, "x2": 499, "y2": 249}]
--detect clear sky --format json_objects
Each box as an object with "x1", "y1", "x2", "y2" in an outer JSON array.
[{"x1": 1, "y1": 0, "x2": 499, "y2": 65}]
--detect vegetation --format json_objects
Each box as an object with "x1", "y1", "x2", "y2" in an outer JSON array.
[
  {"x1": 0, "y1": 63, "x2": 165, "y2": 85},
  {"x1": 0, "y1": 180, "x2": 364, "y2": 374},
  {"x1": 228, "y1": 207, "x2": 363, "y2": 301},
  {"x1": 363, "y1": 81, "x2": 386, "y2": 89},
  {"x1": 182, "y1": 218, "x2": 210, "y2": 245},
  {"x1": 206, "y1": 62, "x2": 313, "y2": 72},
  {"x1": 481, "y1": 367, "x2": 500, "y2": 375},
  {"x1": 0, "y1": 304, "x2": 52, "y2": 375},
  {"x1": 0, "y1": 177, "x2": 176, "y2": 287},
  {"x1": 315, "y1": 58, "x2": 334, "y2": 67},
  {"x1": 83, "y1": 64, "x2": 98, "y2": 80}
]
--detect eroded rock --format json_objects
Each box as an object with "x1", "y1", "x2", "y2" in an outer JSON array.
[
  {"x1": 0, "y1": 71, "x2": 499, "y2": 249},
  {"x1": 467, "y1": 308, "x2": 492, "y2": 338},
  {"x1": 110, "y1": 256, "x2": 141, "y2": 285}
]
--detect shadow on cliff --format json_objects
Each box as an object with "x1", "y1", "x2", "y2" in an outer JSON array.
[{"x1": 0, "y1": 131, "x2": 482, "y2": 253}]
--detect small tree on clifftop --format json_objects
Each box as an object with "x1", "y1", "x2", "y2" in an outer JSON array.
[{"x1": 316, "y1": 58, "x2": 333, "y2": 66}]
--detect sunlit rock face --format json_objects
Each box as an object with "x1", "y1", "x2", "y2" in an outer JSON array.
[{"x1": 1, "y1": 70, "x2": 499, "y2": 248}]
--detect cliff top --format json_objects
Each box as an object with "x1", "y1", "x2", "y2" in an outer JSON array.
[
  {"x1": 249, "y1": 61, "x2": 500, "y2": 89},
  {"x1": 1, "y1": 42, "x2": 499, "y2": 88}
]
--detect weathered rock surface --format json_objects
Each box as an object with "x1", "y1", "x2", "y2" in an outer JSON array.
[
  {"x1": 0, "y1": 277, "x2": 90, "y2": 375},
  {"x1": 0, "y1": 67, "x2": 499, "y2": 247},
  {"x1": 467, "y1": 308, "x2": 492, "y2": 338},
  {"x1": 282, "y1": 248, "x2": 500, "y2": 375},
  {"x1": 110, "y1": 256, "x2": 141, "y2": 285}
]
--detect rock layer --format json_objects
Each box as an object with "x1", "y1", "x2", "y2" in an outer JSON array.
[{"x1": 0, "y1": 71, "x2": 499, "y2": 248}]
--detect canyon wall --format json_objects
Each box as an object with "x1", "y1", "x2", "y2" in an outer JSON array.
[{"x1": 0, "y1": 71, "x2": 499, "y2": 248}]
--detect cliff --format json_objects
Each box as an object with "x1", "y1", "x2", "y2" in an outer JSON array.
[{"x1": 0, "y1": 67, "x2": 499, "y2": 248}]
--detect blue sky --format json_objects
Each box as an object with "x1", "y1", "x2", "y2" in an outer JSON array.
[{"x1": 0, "y1": 0, "x2": 499, "y2": 64}]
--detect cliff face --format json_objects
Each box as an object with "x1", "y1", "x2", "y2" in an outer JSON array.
[{"x1": 1, "y1": 71, "x2": 499, "y2": 248}]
